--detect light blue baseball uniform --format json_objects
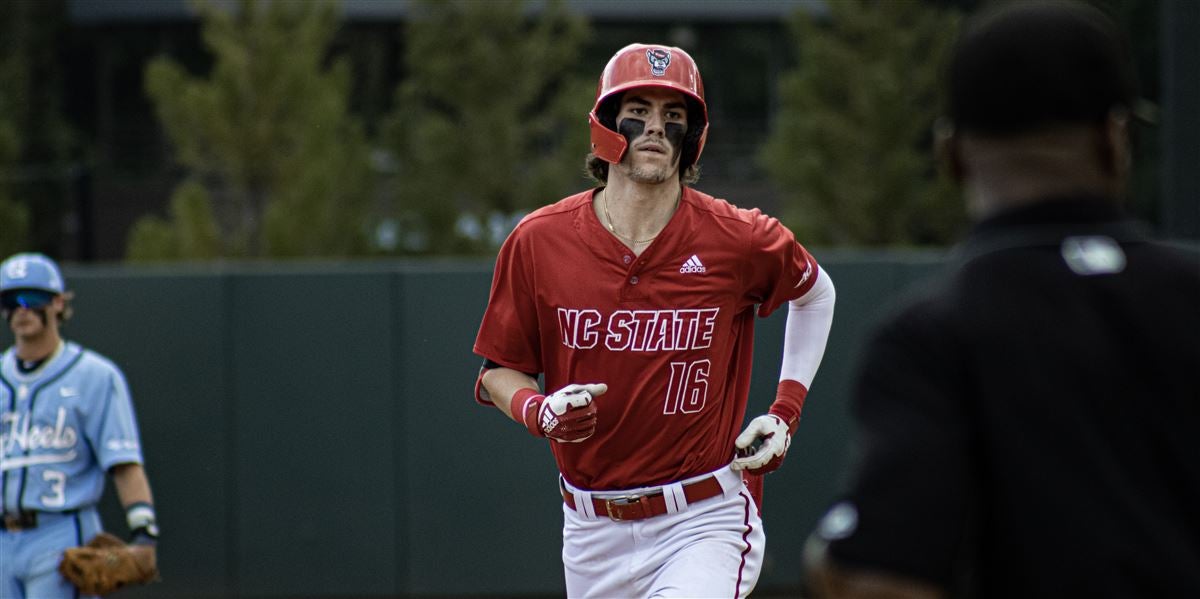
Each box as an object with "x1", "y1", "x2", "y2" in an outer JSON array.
[{"x1": 0, "y1": 341, "x2": 144, "y2": 599}]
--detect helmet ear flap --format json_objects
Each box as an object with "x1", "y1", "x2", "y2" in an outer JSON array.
[
  {"x1": 589, "y1": 93, "x2": 628, "y2": 164},
  {"x1": 597, "y1": 94, "x2": 621, "y2": 131},
  {"x1": 680, "y1": 96, "x2": 707, "y2": 170}
]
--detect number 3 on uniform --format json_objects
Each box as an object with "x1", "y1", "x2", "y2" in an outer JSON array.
[
  {"x1": 41, "y1": 469, "x2": 67, "y2": 507},
  {"x1": 664, "y1": 359, "x2": 711, "y2": 415}
]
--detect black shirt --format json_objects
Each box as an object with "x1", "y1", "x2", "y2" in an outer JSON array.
[{"x1": 820, "y1": 196, "x2": 1200, "y2": 597}]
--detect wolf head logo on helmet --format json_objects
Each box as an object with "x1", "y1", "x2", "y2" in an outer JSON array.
[{"x1": 646, "y1": 48, "x2": 671, "y2": 76}]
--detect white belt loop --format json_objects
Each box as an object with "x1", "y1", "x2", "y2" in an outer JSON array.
[
  {"x1": 662, "y1": 482, "x2": 687, "y2": 514},
  {"x1": 562, "y1": 475, "x2": 601, "y2": 521},
  {"x1": 714, "y1": 465, "x2": 742, "y2": 496},
  {"x1": 574, "y1": 489, "x2": 599, "y2": 520}
]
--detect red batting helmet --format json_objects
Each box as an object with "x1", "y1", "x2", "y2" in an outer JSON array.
[{"x1": 588, "y1": 44, "x2": 709, "y2": 169}]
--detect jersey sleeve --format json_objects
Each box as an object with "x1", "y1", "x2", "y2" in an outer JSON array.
[
  {"x1": 817, "y1": 302, "x2": 973, "y2": 588},
  {"x1": 473, "y1": 223, "x2": 543, "y2": 376},
  {"x1": 744, "y1": 211, "x2": 820, "y2": 318},
  {"x1": 85, "y1": 362, "x2": 145, "y2": 470}
]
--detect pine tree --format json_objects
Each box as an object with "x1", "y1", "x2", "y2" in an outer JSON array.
[
  {"x1": 383, "y1": 0, "x2": 592, "y2": 254},
  {"x1": 125, "y1": 180, "x2": 221, "y2": 261},
  {"x1": 131, "y1": 0, "x2": 373, "y2": 260},
  {"x1": 762, "y1": 0, "x2": 963, "y2": 246}
]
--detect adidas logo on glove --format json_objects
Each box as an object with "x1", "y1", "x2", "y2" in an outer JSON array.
[{"x1": 680, "y1": 254, "x2": 706, "y2": 274}]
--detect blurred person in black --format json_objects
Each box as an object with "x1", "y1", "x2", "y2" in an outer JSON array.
[{"x1": 802, "y1": 2, "x2": 1200, "y2": 598}]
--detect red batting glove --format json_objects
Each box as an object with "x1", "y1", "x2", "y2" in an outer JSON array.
[{"x1": 511, "y1": 383, "x2": 607, "y2": 443}]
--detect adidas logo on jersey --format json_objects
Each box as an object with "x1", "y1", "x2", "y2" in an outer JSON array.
[{"x1": 680, "y1": 255, "x2": 706, "y2": 274}]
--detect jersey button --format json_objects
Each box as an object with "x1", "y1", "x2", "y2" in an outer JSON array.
[
  {"x1": 623, "y1": 255, "x2": 632, "y2": 264},
  {"x1": 629, "y1": 276, "x2": 639, "y2": 285}
]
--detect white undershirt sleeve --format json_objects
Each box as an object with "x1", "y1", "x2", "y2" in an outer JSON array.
[{"x1": 779, "y1": 268, "x2": 836, "y2": 387}]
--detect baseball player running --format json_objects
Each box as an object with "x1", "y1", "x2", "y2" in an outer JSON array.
[
  {"x1": 0, "y1": 253, "x2": 158, "y2": 598},
  {"x1": 474, "y1": 44, "x2": 836, "y2": 598}
]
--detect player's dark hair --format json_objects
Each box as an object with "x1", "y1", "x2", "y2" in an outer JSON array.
[
  {"x1": 58, "y1": 292, "x2": 73, "y2": 323},
  {"x1": 947, "y1": 1, "x2": 1139, "y2": 137}
]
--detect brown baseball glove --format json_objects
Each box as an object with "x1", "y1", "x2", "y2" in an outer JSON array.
[{"x1": 59, "y1": 532, "x2": 158, "y2": 596}]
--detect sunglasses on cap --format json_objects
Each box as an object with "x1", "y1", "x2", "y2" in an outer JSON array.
[{"x1": 0, "y1": 289, "x2": 57, "y2": 311}]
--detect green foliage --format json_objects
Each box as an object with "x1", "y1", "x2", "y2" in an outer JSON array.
[
  {"x1": 384, "y1": 0, "x2": 593, "y2": 254},
  {"x1": 134, "y1": 0, "x2": 373, "y2": 260},
  {"x1": 127, "y1": 180, "x2": 222, "y2": 261},
  {"x1": 762, "y1": 0, "x2": 964, "y2": 246}
]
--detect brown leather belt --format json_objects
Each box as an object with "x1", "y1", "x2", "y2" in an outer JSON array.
[
  {"x1": 560, "y1": 475, "x2": 725, "y2": 521},
  {"x1": 2, "y1": 511, "x2": 38, "y2": 532}
]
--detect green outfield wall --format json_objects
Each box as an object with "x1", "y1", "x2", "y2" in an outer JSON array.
[{"x1": 27, "y1": 252, "x2": 944, "y2": 598}]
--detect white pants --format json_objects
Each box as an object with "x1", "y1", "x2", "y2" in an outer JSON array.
[{"x1": 561, "y1": 466, "x2": 765, "y2": 599}]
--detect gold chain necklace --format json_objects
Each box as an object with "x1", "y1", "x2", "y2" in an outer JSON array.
[{"x1": 602, "y1": 188, "x2": 680, "y2": 246}]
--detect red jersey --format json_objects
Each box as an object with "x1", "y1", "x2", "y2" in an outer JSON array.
[{"x1": 474, "y1": 187, "x2": 819, "y2": 490}]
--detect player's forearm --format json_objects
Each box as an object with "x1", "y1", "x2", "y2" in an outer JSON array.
[
  {"x1": 780, "y1": 268, "x2": 835, "y2": 388},
  {"x1": 481, "y1": 367, "x2": 540, "y2": 422},
  {"x1": 111, "y1": 462, "x2": 161, "y2": 543},
  {"x1": 111, "y1": 463, "x2": 154, "y2": 507},
  {"x1": 769, "y1": 269, "x2": 835, "y2": 425}
]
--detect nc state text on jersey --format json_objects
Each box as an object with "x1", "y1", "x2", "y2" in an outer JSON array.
[{"x1": 557, "y1": 308, "x2": 720, "y2": 351}]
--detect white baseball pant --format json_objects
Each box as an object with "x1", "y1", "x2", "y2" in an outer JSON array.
[{"x1": 560, "y1": 465, "x2": 765, "y2": 598}]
